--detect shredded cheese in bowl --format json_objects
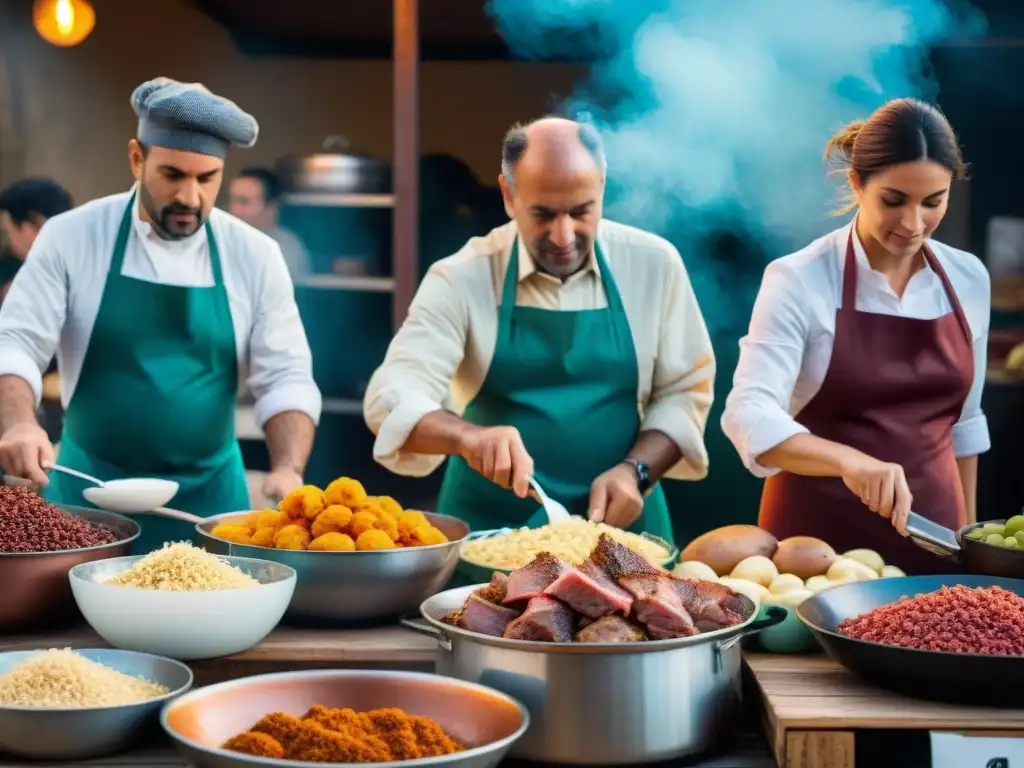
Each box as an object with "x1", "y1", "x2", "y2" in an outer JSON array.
[
  {"x1": 106, "y1": 542, "x2": 259, "y2": 591},
  {"x1": 461, "y1": 517, "x2": 672, "y2": 570}
]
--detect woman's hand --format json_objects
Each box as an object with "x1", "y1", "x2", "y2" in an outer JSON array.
[{"x1": 840, "y1": 452, "x2": 912, "y2": 535}]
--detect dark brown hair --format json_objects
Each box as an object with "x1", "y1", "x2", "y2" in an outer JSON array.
[{"x1": 825, "y1": 98, "x2": 966, "y2": 214}]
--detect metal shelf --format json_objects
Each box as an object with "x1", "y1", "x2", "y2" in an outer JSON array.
[
  {"x1": 294, "y1": 275, "x2": 395, "y2": 292},
  {"x1": 281, "y1": 193, "x2": 395, "y2": 208}
]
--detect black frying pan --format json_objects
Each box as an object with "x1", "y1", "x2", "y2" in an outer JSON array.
[
  {"x1": 797, "y1": 574, "x2": 1024, "y2": 705},
  {"x1": 907, "y1": 512, "x2": 1024, "y2": 577}
]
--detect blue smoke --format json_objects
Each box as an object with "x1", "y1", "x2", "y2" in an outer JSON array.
[{"x1": 488, "y1": 0, "x2": 986, "y2": 331}]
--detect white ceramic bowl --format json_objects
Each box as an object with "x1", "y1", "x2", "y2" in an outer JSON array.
[{"x1": 69, "y1": 555, "x2": 296, "y2": 660}]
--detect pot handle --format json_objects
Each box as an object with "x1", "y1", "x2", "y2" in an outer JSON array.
[
  {"x1": 399, "y1": 616, "x2": 452, "y2": 652},
  {"x1": 906, "y1": 511, "x2": 961, "y2": 559},
  {"x1": 717, "y1": 606, "x2": 787, "y2": 653}
]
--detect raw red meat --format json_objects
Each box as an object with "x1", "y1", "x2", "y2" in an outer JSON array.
[
  {"x1": 574, "y1": 615, "x2": 647, "y2": 643},
  {"x1": 617, "y1": 572, "x2": 698, "y2": 639},
  {"x1": 457, "y1": 593, "x2": 521, "y2": 637},
  {"x1": 503, "y1": 552, "x2": 570, "y2": 604},
  {"x1": 671, "y1": 577, "x2": 747, "y2": 629},
  {"x1": 543, "y1": 560, "x2": 633, "y2": 618},
  {"x1": 503, "y1": 596, "x2": 575, "y2": 642}
]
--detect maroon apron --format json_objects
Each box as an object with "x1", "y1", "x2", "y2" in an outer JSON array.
[{"x1": 758, "y1": 233, "x2": 974, "y2": 574}]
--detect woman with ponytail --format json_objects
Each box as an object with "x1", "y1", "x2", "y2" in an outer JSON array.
[{"x1": 721, "y1": 98, "x2": 990, "y2": 573}]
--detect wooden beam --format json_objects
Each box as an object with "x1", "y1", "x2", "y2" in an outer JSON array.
[{"x1": 392, "y1": 0, "x2": 420, "y2": 330}]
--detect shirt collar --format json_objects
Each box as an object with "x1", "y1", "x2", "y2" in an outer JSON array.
[{"x1": 512, "y1": 230, "x2": 601, "y2": 284}]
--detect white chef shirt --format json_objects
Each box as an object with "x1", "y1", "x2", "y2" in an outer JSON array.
[
  {"x1": 0, "y1": 189, "x2": 322, "y2": 429},
  {"x1": 364, "y1": 218, "x2": 716, "y2": 481},
  {"x1": 721, "y1": 220, "x2": 990, "y2": 478}
]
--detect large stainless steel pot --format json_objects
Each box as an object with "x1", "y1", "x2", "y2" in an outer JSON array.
[
  {"x1": 276, "y1": 135, "x2": 391, "y2": 195},
  {"x1": 403, "y1": 584, "x2": 784, "y2": 765}
]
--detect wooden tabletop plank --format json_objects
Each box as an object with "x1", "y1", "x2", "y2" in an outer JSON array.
[
  {"x1": 746, "y1": 652, "x2": 1024, "y2": 731},
  {"x1": 19, "y1": 733, "x2": 775, "y2": 768},
  {"x1": 0, "y1": 625, "x2": 439, "y2": 664}
]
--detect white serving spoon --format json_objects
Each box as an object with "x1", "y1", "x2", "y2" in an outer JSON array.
[
  {"x1": 82, "y1": 480, "x2": 180, "y2": 514},
  {"x1": 4, "y1": 463, "x2": 180, "y2": 515},
  {"x1": 528, "y1": 477, "x2": 572, "y2": 525}
]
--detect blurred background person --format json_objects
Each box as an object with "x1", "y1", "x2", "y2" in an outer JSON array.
[
  {"x1": 227, "y1": 167, "x2": 311, "y2": 279},
  {"x1": 0, "y1": 178, "x2": 73, "y2": 304}
]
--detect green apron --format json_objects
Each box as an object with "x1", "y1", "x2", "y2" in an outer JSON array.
[
  {"x1": 46, "y1": 193, "x2": 249, "y2": 554},
  {"x1": 437, "y1": 237, "x2": 673, "y2": 543}
]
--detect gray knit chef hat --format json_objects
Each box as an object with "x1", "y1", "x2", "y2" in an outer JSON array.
[{"x1": 130, "y1": 77, "x2": 259, "y2": 160}]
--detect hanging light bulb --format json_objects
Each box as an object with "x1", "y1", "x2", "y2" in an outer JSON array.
[{"x1": 33, "y1": 0, "x2": 96, "y2": 48}]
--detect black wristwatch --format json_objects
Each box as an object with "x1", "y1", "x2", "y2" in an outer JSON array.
[{"x1": 621, "y1": 459, "x2": 651, "y2": 494}]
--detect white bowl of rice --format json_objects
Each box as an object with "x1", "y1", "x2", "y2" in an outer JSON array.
[
  {"x1": 0, "y1": 647, "x2": 192, "y2": 760},
  {"x1": 69, "y1": 543, "x2": 296, "y2": 661}
]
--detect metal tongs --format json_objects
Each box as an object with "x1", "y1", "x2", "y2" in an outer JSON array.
[{"x1": 527, "y1": 477, "x2": 572, "y2": 525}]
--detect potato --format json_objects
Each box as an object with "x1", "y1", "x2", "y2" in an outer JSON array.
[
  {"x1": 880, "y1": 565, "x2": 906, "y2": 578},
  {"x1": 804, "y1": 575, "x2": 835, "y2": 593},
  {"x1": 717, "y1": 577, "x2": 770, "y2": 606},
  {"x1": 842, "y1": 548, "x2": 885, "y2": 575},
  {"x1": 765, "y1": 588, "x2": 815, "y2": 609},
  {"x1": 768, "y1": 573, "x2": 805, "y2": 596},
  {"x1": 827, "y1": 557, "x2": 878, "y2": 582},
  {"x1": 772, "y1": 536, "x2": 836, "y2": 580},
  {"x1": 673, "y1": 560, "x2": 719, "y2": 582},
  {"x1": 680, "y1": 525, "x2": 778, "y2": 577},
  {"x1": 730, "y1": 555, "x2": 779, "y2": 588}
]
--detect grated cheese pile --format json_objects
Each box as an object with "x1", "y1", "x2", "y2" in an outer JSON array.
[
  {"x1": 0, "y1": 649, "x2": 169, "y2": 707},
  {"x1": 106, "y1": 542, "x2": 259, "y2": 591}
]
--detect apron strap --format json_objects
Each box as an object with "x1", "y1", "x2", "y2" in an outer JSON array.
[
  {"x1": 844, "y1": 230, "x2": 972, "y2": 346},
  {"x1": 497, "y1": 236, "x2": 629, "y2": 341},
  {"x1": 109, "y1": 192, "x2": 136, "y2": 275},
  {"x1": 922, "y1": 244, "x2": 973, "y2": 346},
  {"x1": 842, "y1": 231, "x2": 859, "y2": 310},
  {"x1": 112, "y1": 192, "x2": 223, "y2": 286}
]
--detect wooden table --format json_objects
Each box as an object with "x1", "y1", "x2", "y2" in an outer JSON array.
[
  {"x1": 746, "y1": 652, "x2": 1024, "y2": 768},
  {"x1": 0, "y1": 626, "x2": 774, "y2": 767}
]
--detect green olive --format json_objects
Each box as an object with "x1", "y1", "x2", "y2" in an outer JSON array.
[
  {"x1": 965, "y1": 528, "x2": 986, "y2": 540},
  {"x1": 985, "y1": 533, "x2": 1007, "y2": 547},
  {"x1": 1006, "y1": 515, "x2": 1024, "y2": 537},
  {"x1": 982, "y1": 523, "x2": 1006, "y2": 536}
]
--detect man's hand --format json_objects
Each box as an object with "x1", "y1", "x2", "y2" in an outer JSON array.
[
  {"x1": 0, "y1": 422, "x2": 54, "y2": 485},
  {"x1": 457, "y1": 425, "x2": 534, "y2": 498},
  {"x1": 589, "y1": 462, "x2": 643, "y2": 529},
  {"x1": 262, "y1": 469, "x2": 303, "y2": 507}
]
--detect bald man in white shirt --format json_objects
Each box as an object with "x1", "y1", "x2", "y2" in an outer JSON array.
[
  {"x1": 364, "y1": 117, "x2": 715, "y2": 543},
  {"x1": 0, "y1": 78, "x2": 321, "y2": 553}
]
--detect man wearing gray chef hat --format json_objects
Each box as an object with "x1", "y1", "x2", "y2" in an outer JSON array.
[{"x1": 0, "y1": 77, "x2": 322, "y2": 553}]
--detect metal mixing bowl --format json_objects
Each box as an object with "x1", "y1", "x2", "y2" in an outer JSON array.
[
  {"x1": 0, "y1": 648, "x2": 192, "y2": 760},
  {"x1": 69, "y1": 555, "x2": 296, "y2": 660},
  {"x1": 162, "y1": 668, "x2": 529, "y2": 768},
  {"x1": 0, "y1": 505, "x2": 139, "y2": 632},
  {"x1": 195, "y1": 511, "x2": 469, "y2": 624}
]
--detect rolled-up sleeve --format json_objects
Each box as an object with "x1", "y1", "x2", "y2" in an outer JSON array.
[
  {"x1": 0, "y1": 221, "x2": 67, "y2": 405},
  {"x1": 951, "y1": 267, "x2": 991, "y2": 458},
  {"x1": 641, "y1": 251, "x2": 716, "y2": 481},
  {"x1": 721, "y1": 261, "x2": 811, "y2": 478},
  {"x1": 364, "y1": 267, "x2": 467, "y2": 477},
  {"x1": 247, "y1": 243, "x2": 322, "y2": 427}
]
